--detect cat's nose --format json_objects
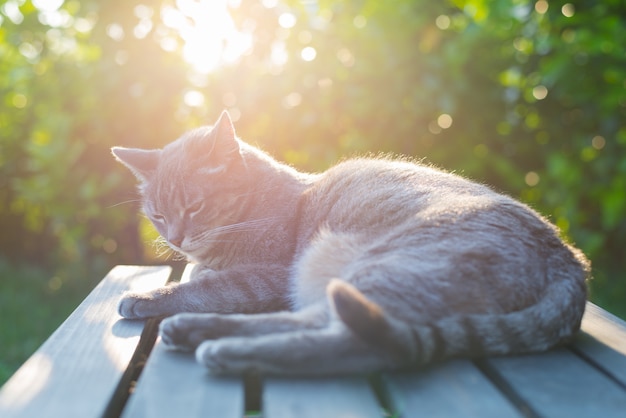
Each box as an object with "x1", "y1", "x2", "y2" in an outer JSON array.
[{"x1": 169, "y1": 237, "x2": 183, "y2": 248}]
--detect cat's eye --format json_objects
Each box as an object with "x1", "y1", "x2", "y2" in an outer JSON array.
[
  {"x1": 152, "y1": 214, "x2": 166, "y2": 223},
  {"x1": 187, "y1": 202, "x2": 204, "y2": 217}
]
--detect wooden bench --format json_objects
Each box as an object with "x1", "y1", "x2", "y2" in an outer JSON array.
[{"x1": 1, "y1": 265, "x2": 625, "y2": 417}]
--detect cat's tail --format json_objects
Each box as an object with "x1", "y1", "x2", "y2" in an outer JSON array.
[{"x1": 327, "y1": 252, "x2": 589, "y2": 365}]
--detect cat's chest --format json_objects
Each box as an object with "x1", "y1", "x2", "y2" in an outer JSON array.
[{"x1": 289, "y1": 229, "x2": 365, "y2": 310}]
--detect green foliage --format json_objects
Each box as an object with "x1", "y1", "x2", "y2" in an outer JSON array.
[
  {"x1": 0, "y1": 0, "x2": 624, "y2": 384},
  {"x1": 0, "y1": 257, "x2": 90, "y2": 384}
]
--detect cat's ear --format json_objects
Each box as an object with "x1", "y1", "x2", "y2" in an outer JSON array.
[
  {"x1": 111, "y1": 147, "x2": 160, "y2": 182},
  {"x1": 211, "y1": 110, "x2": 240, "y2": 158}
]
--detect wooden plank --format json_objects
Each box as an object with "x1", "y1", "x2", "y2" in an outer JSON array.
[
  {"x1": 571, "y1": 302, "x2": 626, "y2": 388},
  {"x1": 382, "y1": 360, "x2": 523, "y2": 418},
  {"x1": 0, "y1": 265, "x2": 171, "y2": 418},
  {"x1": 121, "y1": 343, "x2": 245, "y2": 418},
  {"x1": 483, "y1": 348, "x2": 626, "y2": 417},
  {"x1": 572, "y1": 333, "x2": 626, "y2": 389},
  {"x1": 122, "y1": 262, "x2": 245, "y2": 418},
  {"x1": 580, "y1": 302, "x2": 626, "y2": 355},
  {"x1": 263, "y1": 376, "x2": 383, "y2": 418},
  {"x1": 179, "y1": 263, "x2": 195, "y2": 282}
]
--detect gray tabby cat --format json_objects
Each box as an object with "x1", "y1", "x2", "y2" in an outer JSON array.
[{"x1": 111, "y1": 111, "x2": 590, "y2": 375}]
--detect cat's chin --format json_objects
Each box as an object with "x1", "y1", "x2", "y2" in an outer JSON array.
[
  {"x1": 175, "y1": 250, "x2": 198, "y2": 263},
  {"x1": 175, "y1": 247, "x2": 204, "y2": 264}
]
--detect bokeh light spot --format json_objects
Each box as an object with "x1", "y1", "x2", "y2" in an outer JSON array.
[
  {"x1": 184, "y1": 90, "x2": 205, "y2": 107},
  {"x1": 591, "y1": 136, "x2": 606, "y2": 150},
  {"x1": 435, "y1": 15, "x2": 450, "y2": 30},
  {"x1": 301, "y1": 46, "x2": 317, "y2": 61},
  {"x1": 561, "y1": 3, "x2": 575, "y2": 17},
  {"x1": 353, "y1": 15, "x2": 367, "y2": 29},
  {"x1": 282, "y1": 92, "x2": 302, "y2": 109},
  {"x1": 535, "y1": 1, "x2": 548, "y2": 14},
  {"x1": 525, "y1": 171, "x2": 540, "y2": 187},
  {"x1": 532, "y1": 85, "x2": 548, "y2": 100},
  {"x1": 103, "y1": 239, "x2": 118, "y2": 254},
  {"x1": 337, "y1": 48, "x2": 355, "y2": 67},
  {"x1": 12, "y1": 94, "x2": 28, "y2": 108},
  {"x1": 106, "y1": 23, "x2": 124, "y2": 41},
  {"x1": 437, "y1": 113, "x2": 453, "y2": 129},
  {"x1": 278, "y1": 12, "x2": 296, "y2": 29}
]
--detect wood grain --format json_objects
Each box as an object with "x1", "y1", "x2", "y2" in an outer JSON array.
[
  {"x1": 573, "y1": 302, "x2": 626, "y2": 388},
  {"x1": 580, "y1": 302, "x2": 626, "y2": 355},
  {"x1": 483, "y1": 347, "x2": 626, "y2": 418},
  {"x1": 383, "y1": 360, "x2": 523, "y2": 417},
  {"x1": 121, "y1": 343, "x2": 244, "y2": 418},
  {"x1": 263, "y1": 376, "x2": 382, "y2": 418}
]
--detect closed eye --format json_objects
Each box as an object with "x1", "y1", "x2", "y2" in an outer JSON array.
[
  {"x1": 187, "y1": 201, "x2": 204, "y2": 217},
  {"x1": 152, "y1": 214, "x2": 166, "y2": 223}
]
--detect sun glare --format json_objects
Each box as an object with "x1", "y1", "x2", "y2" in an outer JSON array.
[{"x1": 161, "y1": 0, "x2": 252, "y2": 74}]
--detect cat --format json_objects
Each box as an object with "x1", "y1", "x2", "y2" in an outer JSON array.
[{"x1": 111, "y1": 111, "x2": 590, "y2": 375}]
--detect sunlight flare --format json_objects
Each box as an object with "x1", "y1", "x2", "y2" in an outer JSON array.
[{"x1": 161, "y1": 0, "x2": 252, "y2": 74}]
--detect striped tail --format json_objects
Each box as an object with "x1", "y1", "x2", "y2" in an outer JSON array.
[{"x1": 328, "y1": 254, "x2": 588, "y2": 366}]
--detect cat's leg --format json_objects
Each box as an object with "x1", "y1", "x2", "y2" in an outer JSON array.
[
  {"x1": 118, "y1": 263, "x2": 290, "y2": 319},
  {"x1": 194, "y1": 321, "x2": 400, "y2": 375},
  {"x1": 160, "y1": 304, "x2": 328, "y2": 351}
]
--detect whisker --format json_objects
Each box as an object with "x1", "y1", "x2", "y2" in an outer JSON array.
[
  {"x1": 193, "y1": 239, "x2": 245, "y2": 244},
  {"x1": 152, "y1": 236, "x2": 175, "y2": 259},
  {"x1": 197, "y1": 217, "x2": 286, "y2": 240},
  {"x1": 172, "y1": 253, "x2": 187, "y2": 262},
  {"x1": 107, "y1": 199, "x2": 143, "y2": 209}
]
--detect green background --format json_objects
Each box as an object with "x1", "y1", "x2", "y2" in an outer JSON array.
[{"x1": 1, "y1": 0, "x2": 625, "y2": 385}]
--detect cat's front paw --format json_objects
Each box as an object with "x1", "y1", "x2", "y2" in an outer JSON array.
[
  {"x1": 160, "y1": 314, "x2": 198, "y2": 351},
  {"x1": 196, "y1": 341, "x2": 230, "y2": 374},
  {"x1": 117, "y1": 292, "x2": 153, "y2": 319},
  {"x1": 160, "y1": 313, "x2": 218, "y2": 351},
  {"x1": 196, "y1": 339, "x2": 260, "y2": 374}
]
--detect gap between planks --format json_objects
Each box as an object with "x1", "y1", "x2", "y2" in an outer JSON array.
[{"x1": 105, "y1": 263, "x2": 186, "y2": 418}]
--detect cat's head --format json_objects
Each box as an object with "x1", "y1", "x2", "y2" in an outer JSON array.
[{"x1": 111, "y1": 111, "x2": 249, "y2": 261}]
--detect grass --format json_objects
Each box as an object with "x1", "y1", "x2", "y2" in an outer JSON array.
[{"x1": 0, "y1": 258, "x2": 92, "y2": 386}]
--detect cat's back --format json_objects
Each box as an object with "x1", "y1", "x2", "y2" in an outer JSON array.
[
  {"x1": 300, "y1": 157, "x2": 502, "y2": 232},
  {"x1": 315, "y1": 157, "x2": 493, "y2": 200}
]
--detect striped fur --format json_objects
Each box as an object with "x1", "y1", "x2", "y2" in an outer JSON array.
[{"x1": 111, "y1": 111, "x2": 590, "y2": 375}]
